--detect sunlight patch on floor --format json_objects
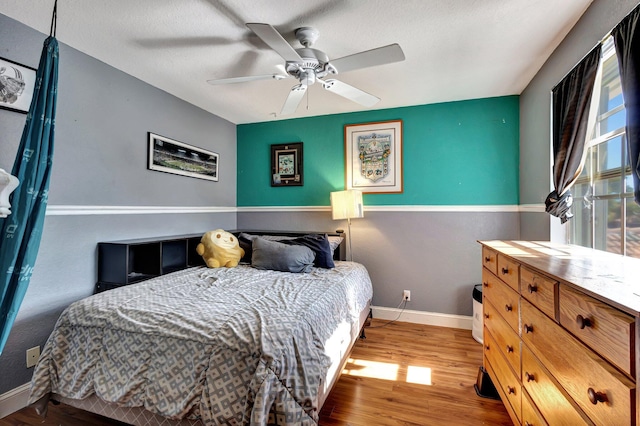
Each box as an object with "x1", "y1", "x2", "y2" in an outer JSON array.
[
  {"x1": 343, "y1": 359, "x2": 399, "y2": 381},
  {"x1": 343, "y1": 358, "x2": 432, "y2": 385},
  {"x1": 406, "y1": 365, "x2": 432, "y2": 385}
]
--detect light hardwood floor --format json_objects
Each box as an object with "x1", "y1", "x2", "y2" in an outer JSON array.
[{"x1": 0, "y1": 319, "x2": 511, "y2": 425}]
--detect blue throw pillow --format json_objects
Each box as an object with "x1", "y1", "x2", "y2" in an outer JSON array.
[
  {"x1": 251, "y1": 237, "x2": 315, "y2": 273},
  {"x1": 282, "y1": 234, "x2": 335, "y2": 269}
]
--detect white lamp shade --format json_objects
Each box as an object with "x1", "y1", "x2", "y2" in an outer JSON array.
[{"x1": 330, "y1": 190, "x2": 364, "y2": 220}]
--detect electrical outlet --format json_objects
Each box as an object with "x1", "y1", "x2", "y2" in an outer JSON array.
[
  {"x1": 403, "y1": 290, "x2": 411, "y2": 302},
  {"x1": 26, "y1": 346, "x2": 40, "y2": 368}
]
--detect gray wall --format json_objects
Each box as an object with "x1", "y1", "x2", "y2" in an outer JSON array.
[
  {"x1": 0, "y1": 14, "x2": 237, "y2": 393},
  {"x1": 519, "y1": 0, "x2": 640, "y2": 240},
  {"x1": 238, "y1": 210, "x2": 520, "y2": 315}
]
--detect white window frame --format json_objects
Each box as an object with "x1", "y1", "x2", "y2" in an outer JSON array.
[{"x1": 568, "y1": 36, "x2": 638, "y2": 258}]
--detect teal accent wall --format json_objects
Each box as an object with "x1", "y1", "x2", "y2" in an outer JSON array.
[{"x1": 237, "y1": 96, "x2": 519, "y2": 206}]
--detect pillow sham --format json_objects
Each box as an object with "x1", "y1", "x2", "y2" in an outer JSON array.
[
  {"x1": 327, "y1": 235, "x2": 344, "y2": 256},
  {"x1": 281, "y1": 234, "x2": 335, "y2": 268},
  {"x1": 251, "y1": 237, "x2": 315, "y2": 273}
]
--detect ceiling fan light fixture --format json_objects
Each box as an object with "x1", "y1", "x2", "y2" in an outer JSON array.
[{"x1": 301, "y1": 69, "x2": 316, "y2": 85}]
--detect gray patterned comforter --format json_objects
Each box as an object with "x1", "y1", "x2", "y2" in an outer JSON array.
[{"x1": 28, "y1": 262, "x2": 373, "y2": 425}]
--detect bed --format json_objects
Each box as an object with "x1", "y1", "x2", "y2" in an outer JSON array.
[{"x1": 28, "y1": 230, "x2": 373, "y2": 425}]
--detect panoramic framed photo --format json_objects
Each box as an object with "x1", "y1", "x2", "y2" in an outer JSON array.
[
  {"x1": 0, "y1": 57, "x2": 36, "y2": 114},
  {"x1": 271, "y1": 142, "x2": 303, "y2": 186},
  {"x1": 344, "y1": 120, "x2": 403, "y2": 193},
  {"x1": 147, "y1": 132, "x2": 218, "y2": 181}
]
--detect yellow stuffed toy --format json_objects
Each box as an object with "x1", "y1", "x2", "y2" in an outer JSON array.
[{"x1": 196, "y1": 229, "x2": 245, "y2": 268}]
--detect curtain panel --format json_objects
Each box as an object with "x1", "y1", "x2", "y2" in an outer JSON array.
[
  {"x1": 613, "y1": 4, "x2": 640, "y2": 205},
  {"x1": 545, "y1": 45, "x2": 601, "y2": 223},
  {"x1": 0, "y1": 36, "x2": 59, "y2": 355}
]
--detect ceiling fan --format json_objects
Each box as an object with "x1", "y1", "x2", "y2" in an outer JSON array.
[{"x1": 207, "y1": 23, "x2": 405, "y2": 115}]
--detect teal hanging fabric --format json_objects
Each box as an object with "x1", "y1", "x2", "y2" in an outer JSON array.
[{"x1": 0, "y1": 6, "x2": 59, "y2": 355}]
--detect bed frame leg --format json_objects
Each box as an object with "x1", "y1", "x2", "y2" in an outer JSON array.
[{"x1": 360, "y1": 308, "x2": 373, "y2": 339}]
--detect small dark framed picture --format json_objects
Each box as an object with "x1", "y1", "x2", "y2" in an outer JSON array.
[
  {"x1": 0, "y1": 57, "x2": 37, "y2": 114},
  {"x1": 271, "y1": 142, "x2": 303, "y2": 186}
]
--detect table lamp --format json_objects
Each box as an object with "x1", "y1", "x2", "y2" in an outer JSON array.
[{"x1": 330, "y1": 189, "x2": 363, "y2": 261}]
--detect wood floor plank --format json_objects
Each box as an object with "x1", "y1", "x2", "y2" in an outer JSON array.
[{"x1": 0, "y1": 320, "x2": 511, "y2": 425}]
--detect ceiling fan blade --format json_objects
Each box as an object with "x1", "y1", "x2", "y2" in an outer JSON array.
[
  {"x1": 246, "y1": 23, "x2": 303, "y2": 63},
  {"x1": 281, "y1": 84, "x2": 307, "y2": 115},
  {"x1": 207, "y1": 74, "x2": 287, "y2": 85},
  {"x1": 322, "y1": 79, "x2": 380, "y2": 107},
  {"x1": 330, "y1": 44, "x2": 405, "y2": 74}
]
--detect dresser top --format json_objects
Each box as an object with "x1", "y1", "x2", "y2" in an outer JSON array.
[{"x1": 479, "y1": 240, "x2": 640, "y2": 317}]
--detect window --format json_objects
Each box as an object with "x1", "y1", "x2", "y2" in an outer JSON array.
[{"x1": 570, "y1": 37, "x2": 640, "y2": 258}]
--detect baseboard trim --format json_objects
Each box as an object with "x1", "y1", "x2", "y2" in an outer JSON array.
[
  {"x1": 371, "y1": 306, "x2": 473, "y2": 330},
  {"x1": 0, "y1": 383, "x2": 29, "y2": 419}
]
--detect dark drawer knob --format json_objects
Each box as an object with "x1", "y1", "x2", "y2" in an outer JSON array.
[
  {"x1": 485, "y1": 256, "x2": 491, "y2": 263},
  {"x1": 485, "y1": 344, "x2": 490, "y2": 351},
  {"x1": 501, "y1": 267, "x2": 509, "y2": 275},
  {"x1": 576, "y1": 315, "x2": 592, "y2": 329},
  {"x1": 525, "y1": 372, "x2": 535, "y2": 382},
  {"x1": 507, "y1": 386, "x2": 516, "y2": 395},
  {"x1": 505, "y1": 304, "x2": 513, "y2": 312},
  {"x1": 524, "y1": 324, "x2": 534, "y2": 333},
  {"x1": 587, "y1": 388, "x2": 608, "y2": 405},
  {"x1": 484, "y1": 313, "x2": 490, "y2": 319},
  {"x1": 527, "y1": 284, "x2": 537, "y2": 293},
  {"x1": 483, "y1": 281, "x2": 489, "y2": 287},
  {"x1": 506, "y1": 345, "x2": 513, "y2": 353}
]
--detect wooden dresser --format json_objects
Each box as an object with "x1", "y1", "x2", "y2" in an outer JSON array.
[{"x1": 479, "y1": 240, "x2": 640, "y2": 425}]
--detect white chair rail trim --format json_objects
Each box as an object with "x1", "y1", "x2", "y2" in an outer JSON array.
[
  {"x1": 46, "y1": 205, "x2": 236, "y2": 215},
  {"x1": 44, "y1": 204, "x2": 544, "y2": 216},
  {"x1": 238, "y1": 205, "x2": 530, "y2": 213}
]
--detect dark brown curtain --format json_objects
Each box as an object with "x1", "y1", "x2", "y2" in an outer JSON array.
[
  {"x1": 545, "y1": 45, "x2": 601, "y2": 223},
  {"x1": 613, "y1": 4, "x2": 640, "y2": 205}
]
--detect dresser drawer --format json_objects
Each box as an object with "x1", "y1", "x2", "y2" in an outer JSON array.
[
  {"x1": 559, "y1": 284, "x2": 635, "y2": 377},
  {"x1": 497, "y1": 254, "x2": 519, "y2": 291},
  {"x1": 522, "y1": 345, "x2": 592, "y2": 425},
  {"x1": 484, "y1": 299, "x2": 520, "y2": 377},
  {"x1": 484, "y1": 329, "x2": 522, "y2": 424},
  {"x1": 482, "y1": 268, "x2": 520, "y2": 333},
  {"x1": 521, "y1": 390, "x2": 549, "y2": 426},
  {"x1": 482, "y1": 246, "x2": 498, "y2": 275},
  {"x1": 521, "y1": 299, "x2": 634, "y2": 426},
  {"x1": 520, "y1": 267, "x2": 557, "y2": 320}
]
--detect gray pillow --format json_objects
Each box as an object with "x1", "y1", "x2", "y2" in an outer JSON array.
[{"x1": 251, "y1": 237, "x2": 315, "y2": 273}]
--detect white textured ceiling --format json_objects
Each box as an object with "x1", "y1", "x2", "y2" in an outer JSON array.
[{"x1": 0, "y1": 0, "x2": 593, "y2": 124}]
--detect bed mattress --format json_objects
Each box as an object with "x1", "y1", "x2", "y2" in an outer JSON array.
[{"x1": 29, "y1": 262, "x2": 372, "y2": 425}]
